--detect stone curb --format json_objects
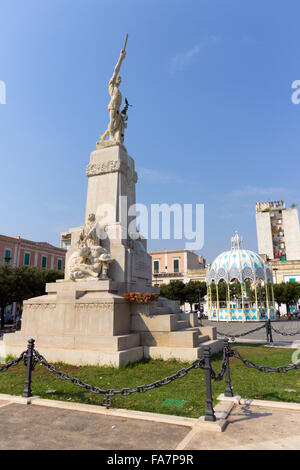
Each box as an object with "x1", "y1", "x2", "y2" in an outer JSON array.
[
  {"x1": 0, "y1": 393, "x2": 40, "y2": 405},
  {"x1": 0, "y1": 393, "x2": 238, "y2": 432},
  {"x1": 0, "y1": 393, "x2": 197, "y2": 427},
  {"x1": 175, "y1": 401, "x2": 235, "y2": 449}
]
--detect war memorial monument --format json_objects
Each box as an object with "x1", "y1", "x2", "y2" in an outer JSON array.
[{"x1": 4, "y1": 37, "x2": 221, "y2": 366}]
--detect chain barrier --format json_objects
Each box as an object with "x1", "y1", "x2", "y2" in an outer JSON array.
[
  {"x1": 1, "y1": 337, "x2": 299, "y2": 420},
  {"x1": 229, "y1": 345, "x2": 300, "y2": 373},
  {"x1": 271, "y1": 325, "x2": 300, "y2": 337},
  {"x1": 210, "y1": 350, "x2": 229, "y2": 382},
  {"x1": 33, "y1": 349, "x2": 205, "y2": 408},
  {"x1": 216, "y1": 323, "x2": 266, "y2": 341},
  {"x1": 0, "y1": 351, "x2": 27, "y2": 373},
  {"x1": 218, "y1": 320, "x2": 300, "y2": 341}
]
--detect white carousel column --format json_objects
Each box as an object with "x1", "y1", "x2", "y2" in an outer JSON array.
[
  {"x1": 216, "y1": 283, "x2": 219, "y2": 321},
  {"x1": 226, "y1": 282, "x2": 231, "y2": 321},
  {"x1": 265, "y1": 282, "x2": 270, "y2": 319},
  {"x1": 254, "y1": 282, "x2": 258, "y2": 318},
  {"x1": 208, "y1": 285, "x2": 211, "y2": 320},
  {"x1": 271, "y1": 282, "x2": 275, "y2": 314},
  {"x1": 241, "y1": 282, "x2": 246, "y2": 322}
]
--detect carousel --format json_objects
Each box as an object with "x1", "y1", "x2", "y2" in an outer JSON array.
[{"x1": 206, "y1": 232, "x2": 276, "y2": 322}]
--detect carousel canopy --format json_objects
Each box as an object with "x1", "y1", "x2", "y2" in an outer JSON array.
[{"x1": 206, "y1": 232, "x2": 272, "y2": 285}]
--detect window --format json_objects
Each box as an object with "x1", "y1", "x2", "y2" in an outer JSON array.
[
  {"x1": 24, "y1": 253, "x2": 30, "y2": 266},
  {"x1": 153, "y1": 260, "x2": 159, "y2": 274},
  {"x1": 57, "y1": 259, "x2": 62, "y2": 271},
  {"x1": 4, "y1": 249, "x2": 11, "y2": 264},
  {"x1": 41, "y1": 256, "x2": 47, "y2": 269},
  {"x1": 173, "y1": 259, "x2": 179, "y2": 273}
]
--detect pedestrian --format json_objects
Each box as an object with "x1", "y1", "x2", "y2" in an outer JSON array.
[{"x1": 197, "y1": 309, "x2": 203, "y2": 326}]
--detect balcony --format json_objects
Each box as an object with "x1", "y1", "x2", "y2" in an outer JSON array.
[{"x1": 153, "y1": 272, "x2": 183, "y2": 278}]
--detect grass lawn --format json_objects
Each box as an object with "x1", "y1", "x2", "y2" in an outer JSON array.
[{"x1": 0, "y1": 344, "x2": 299, "y2": 419}]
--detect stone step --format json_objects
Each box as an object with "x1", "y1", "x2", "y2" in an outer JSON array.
[
  {"x1": 150, "y1": 306, "x2": 172, "y2": 315},
  {"x1": 144, "y1": 339, "x2": 223, "y2": 361},
  {"x1": 175, "y1": 313, "x2": 190, "y2": 321},
  {"x1": 198, "y1": 339, "x2": 224, "y2": 355},
  {"x1": 131, "y1": 313, "x2": 178, "y2": 332},
  {"x1": 198, "y1": 335, "x2": 210, "y2": 344},
  {"x1": 140, "y1": 329, "x2": 199, "y2": 348},
  {"x1": 175, "y1": 320, "x2": 190, "y2": 330},
  {"x1": 4, "y1": 332, "x2": 141, "y2": 352}
]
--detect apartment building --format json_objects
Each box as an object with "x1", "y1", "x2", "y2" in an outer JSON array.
[
  {"x1": 0, "y1": 234, "x2": 66, "y2": 271},
  {"x1": 149, "y1": 249, "x2": 206, "y2": 285},
  {"x1": 256, "y1": 200, "x2": 300, "y2": 261}
]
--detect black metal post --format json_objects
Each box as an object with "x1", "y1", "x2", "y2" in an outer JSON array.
[
  {"x1": 265, "y1": 319, "x2": 269, "y2": 343},
  {"x1": 266, "y1": 319, "x2": 273, "y2": 344},
  {"x1": 223, "y1": 339, "x2": 233, "y2": 397},
  {"x1": 268, "y1": 319, "x2": 273, "y2": 344},
  {"x1": 22, "y1": 338, "x2": 35, "y2": 398},
  {"x1": 203, "y1": 346, "x2": 216, "y2": 422}
]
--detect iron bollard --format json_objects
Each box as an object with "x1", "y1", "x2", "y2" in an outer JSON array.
[
  {"x1": 265, "y1": 320, "x2": 269, "y2": 343},
  {"x1": 223, "y1": 339, "x2": 233, "y2": 397},
  {"x1": 266, "y1": 319, "x2": 273, "y2": 344},
  {"x1": 268, "y1": 319, "x2": 273, "y2": 344},
  {"x1": 22, "y1": 338, "x2": 35, "y2": 398},
  {"x1": 203, "y1": 346, "x2": 216, "y2": 422}
]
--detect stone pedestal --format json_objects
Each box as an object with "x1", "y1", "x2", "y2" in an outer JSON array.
[
  {"x1": 4, "y1": 280, "x2": 144, "y2": 366},
  {"x1": 3, "y1": 145, "x2": 222, "y2": 365}
]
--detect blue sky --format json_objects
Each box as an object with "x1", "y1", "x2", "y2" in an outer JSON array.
[{"x1": 0, "y1": 0, "x2": 299, "y2": 262}]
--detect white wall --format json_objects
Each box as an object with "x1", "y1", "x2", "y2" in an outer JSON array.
[{"x1": 283, "y1": 208, "x2": 300, "y2": 260}]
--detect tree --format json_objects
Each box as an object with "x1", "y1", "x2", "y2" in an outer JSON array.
[
  {"x1": 273, "y1": 281, "x2": 300, "y2": 314},
  {"x1": 282, "y1": 282, "x2": 300, "y2": 313},
  {"x1": 0, "y1": 265, "x2": 15, "y2": 328},
  {"x1": 210, "y1": 282, "x2": 228, "y2": 302},
  {"x1": 0, "y1": 266, "x2": 64, "y2": 328},
  {"x1": 12, "y1": 267, "x2": 64, "y2": 304},
  {"x1": 184, "y1": 281, "x2": 207, "y2": 311},
  {"x1": 160, "y1": 280, "x2": 186, "y2": 305},
  {"x1": 273, "y1": 282, "x2": 285, "y2": 307}
]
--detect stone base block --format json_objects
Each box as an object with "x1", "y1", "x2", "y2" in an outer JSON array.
[
  {"x1": 199, "y1": 326, "x2": 217, "y2": 340},
  {"x1": 198, "y1": 339, "x2": 223, "y2": 355},
  {"x1": 144, "y1": 339, "x2": 223, "y2": 362},
  {"x1": 4, "y1": 332, "x2": 141, "y2": 352},
  {"x1": 140, "y1": 330, "x2": 199, "y2": 348},
  {"x1": 131, "y1": 312, "x2": 178, "y2": 332},
  {"x1": 217, "y1": 394, "x2": 241, "y2": 404},
  {"x1": 144, "y1": 346, "x2": 203, "y2": 362},
  {"x1": 4, "y1": 338, "x2": 144, "y2": 367},
  {"x1": 194, "y1": 416, "x2": 227, "y2": 432}
]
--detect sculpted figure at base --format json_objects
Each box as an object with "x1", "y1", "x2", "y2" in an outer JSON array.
[
  {"x1": 97, "y1": 35, "x2": 129, "y2": 148},
  {"x1": 68, "y1": 213, "x2": 113, "y2": 281},
  {"x1": 79, "y1": 213, "x2": 98, "y2": 247}
]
